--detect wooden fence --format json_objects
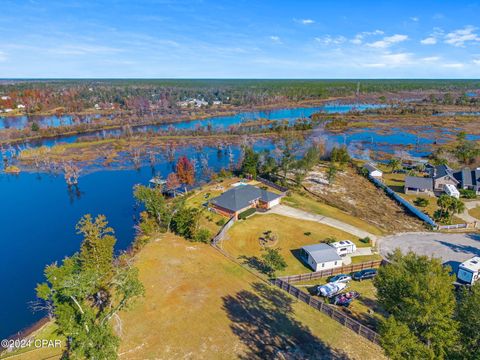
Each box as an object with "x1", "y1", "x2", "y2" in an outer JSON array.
[
  {"x1": 278, "y1": 260, "x2": 383, "y2": 283},
  {"x1": 271, "y1": 278, "x2": 380, "y2": 344},
  {"x1": 438, "y1": 223, "x2": 468, "y2": 230},
  {"x1": 257, "y1": 176, "x2": 289, "y2": 193},
  {"x1": 211, "y1": 216, "x2": 235, "y2": 245}
]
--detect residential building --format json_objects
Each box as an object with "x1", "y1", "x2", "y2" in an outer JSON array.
[
  {"x1": 454, "y1": 167, "x2": 480, "y2": 195},
  {"x1": 363, "y1": 163, "x2": 383, "y2": 178},
  {"x1": 431, "y1": 164, "x2": 459, "y2": 191},
  {"x1": 209, "y1": 184, "x2": 282, "y2": 219},
  {"x1": 404, "y1": 176, "x2": 434, "y2": 195},
  {"x1": 300, "y1": 243, "x2": 343, "y2": 271}
]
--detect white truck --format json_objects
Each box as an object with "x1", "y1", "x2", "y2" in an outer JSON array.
[{"x1": 456, "y1": 257, "x2": 480, "y2": 285}]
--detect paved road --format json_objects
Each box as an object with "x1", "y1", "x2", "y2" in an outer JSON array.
[
  {"x1": 268, "y1": 205, "x2": 377, "y2": 241},
  {"x1": 379, "y1": 232, "x2": 480, "y2": 265}
]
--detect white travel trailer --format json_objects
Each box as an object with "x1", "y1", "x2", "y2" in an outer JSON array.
[
  {"x1": 444, "y1": 183, "x2": 460, "y2": 199},
  {"x1": 457, "y1": 257, "x2": 480, "y2": 285},
  {"x1": 330, "y1": 240, "x2": 357, "y2": 257}
]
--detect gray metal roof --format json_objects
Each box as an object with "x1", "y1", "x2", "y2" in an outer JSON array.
[
  {"x1": 364, "y1": 163, "x2": 381, "y2": 173},
  {"x1": 302, "y1": 243, "x2": 342, "y2": 264},
  {"x1": 434, "y1": 164, "x2": 458, "y2": 183},
  {"x1": 210, "y1": 184, "x2": 281, "y2": 212},
  {"x1": 405, "y1": 176, "x2": 433, "y2": 191}
]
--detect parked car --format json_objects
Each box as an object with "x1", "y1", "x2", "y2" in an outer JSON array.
[
  {"x1": 316, "y1": 282, "x2": 347, "y2": 298},
  {"x1": 352, "y1": 269, "x2": 377, "y2": 281},
  {"x1": 328, "y1": 274, "x2": 352, "y2": 283},
  {"x1": 332, "y1": 291, "x2": 360, "y2": 307}
]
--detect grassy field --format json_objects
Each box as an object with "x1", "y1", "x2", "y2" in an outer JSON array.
[
  {"x1": 222, "y1": 213, "x2": 367, "y2": 276},
  {"x1": 283, "y1": 192, "x2": 384, "y2": 236},
  {"x1": 117, "y1": 233, "x2": 385, "y2": 359},
  {"x1": 0, "y1": 323, "x2": 63, "y2": 360},
  {"x1": 470, "y1": 206, "x2": 480, "y2": 219}
]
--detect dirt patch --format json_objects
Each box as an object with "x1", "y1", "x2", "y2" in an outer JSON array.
[{"x1": 303, "y1": 165, "x2": 425, "y2": 233}]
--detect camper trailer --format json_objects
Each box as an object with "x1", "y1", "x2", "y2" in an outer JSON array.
[
  {"x1": 444, "y1": 184, "x2": 460, "y2": 199},
  {"x1": 457, "y1": 257, "x2": 480, "y2": 285},
  {"x1": 330, "y1": 240, "x2": 357, "y2": 257}
]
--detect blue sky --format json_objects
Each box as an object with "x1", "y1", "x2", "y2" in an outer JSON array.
[{"x1": 1, "y1": 0, "x2": 480, "y2": 78}]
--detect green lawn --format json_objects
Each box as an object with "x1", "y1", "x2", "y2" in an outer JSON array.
[
  {"x1": 283, "y1": 192, "x2": 383, "y2": 236},
  {"x1": 223, "y1": 213, "x2": 361, "y2": 276}
]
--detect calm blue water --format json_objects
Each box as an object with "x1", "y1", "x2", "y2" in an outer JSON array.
[
  {"x1": 0, "y1": 141, "x2": 274, "y2": 339},
  {"x1": 0, "y1": 103, "x2": 382, "y2": 132}
]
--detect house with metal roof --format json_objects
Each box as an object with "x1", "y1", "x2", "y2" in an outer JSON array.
[
  {"x1": 363, "y1": 163, "x2": 383, "y2": 178},
  {"x1": 404, "y1": 176, "x2": 434, "y2": 196},
  {"x1": 300, "y1": 243, "x2": 343, "y2": 271},
  {"x1": 454, "y1": 167, "x2": 480, "y2": 195},
  {"x1": 209, "y1": 184, "x2": 282, "y2": 219},
  {"x1": 431, "y1": 164, "x2": 459, "y2": 192}
]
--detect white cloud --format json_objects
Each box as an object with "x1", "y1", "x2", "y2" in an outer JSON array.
[
  {"x1": 350, "y1": 30, "x2": 384, "y2": 45},
  {"x1": 269, "y1": 36, "x2": 282, "y2": 44},
  {"x1": 0, "y1": 51, "x2": 6, "y2": 62},
  {"x1": 445, "y1": 26, "x2": 480, "y2": 47},
  {"x1": 49, "y1": 44, "x2": 123, "y2": 55},
  {"x1": 382, "y1": 52, "x2": 412, "y2": 66},
  {"x1": 367, "y1": 34, "x2": 408, "y2": 48},
  {"x1": 421, "y1": 37, "x2": 437, "y2": 45},
  {"x1": 314, "y1": 35, "x2": 346, "y2": 46},
  {"x1": 422, "y1": 56, "x2": 440, "y2": 62},
  {"x1": 474, "y1": 59, "x2": 480, "y2": 65},
  {"x1": 295, "y1": 18, "x2": 315, "y2": 25},
  {"x1": 442, "y1": 63, "x2": 465, "y2": 68},
  {"x1": 410, "y1": 17, "x2": 419, "y2": 22}
]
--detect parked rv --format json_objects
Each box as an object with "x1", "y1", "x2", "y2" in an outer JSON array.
[
  {"x1": 456, "y1": 257, "x2": 480, "y2": 285},
  {"x1": 330, "y1": 240, "x2": 357, "y2": 257}
]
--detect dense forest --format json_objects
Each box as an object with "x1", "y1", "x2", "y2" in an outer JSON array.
[{"x1": 1, "y1": 79, "x2": 479, "y2": 115}]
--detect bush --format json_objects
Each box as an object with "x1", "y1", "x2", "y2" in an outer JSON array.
[
  {"x1": 304, "y1": 231, "x2": 311, "y2": 236},
  {"x1": 460, "y1": 189, "x2": 477, "y2": 199},
  {"x1": 324, "y1": 236, "x2": 337, "y2": 244},
  {"x1": 239, "y1": 208, "x2": 256, "y2": 220},
  {"x1": 360, "y1": 236, "x2": 371, "y2": 244},
  {"x1": 216, "y1": 218, "x2": 226, "y2": 226},
  {"x1": 193, "y1": 228, "x2": 211, "y2": 243},
  {"x1": 414, "y1": 197, "x2": 430, "y2": 207}
]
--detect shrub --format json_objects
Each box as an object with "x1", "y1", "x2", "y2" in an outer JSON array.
[
  {"x1": 460, "y1": 189, "x2": 477, "y2": 199},
  {"x1": 414, "y1": 197, "x2": 429, "y2": 207},
  {"x1": 193, "y1": 228, "x2": 211, "y2": 243},
  {"x1": 239, "y1": 207, "x2": 256, "y2": 220},
  {"x1": 304, "y1": 231, "x2": 312, "y2": 236},
  {"x1": 360, "y1": 236, "x2": 371, "y2": 244},
  {"x1": 216, "y1": 218, "x2": 226, "y2": 226},
  {"x1": 324, "y1": 236, "x2": 337, "y2": 244}
]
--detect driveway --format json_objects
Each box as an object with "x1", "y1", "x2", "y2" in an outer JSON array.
[
  {"x1": 268, "y1": 205, "x2": 377, "y2": 241},
  {"x1": 379, "y1": 232, "x2": 480, "y2": 266}
]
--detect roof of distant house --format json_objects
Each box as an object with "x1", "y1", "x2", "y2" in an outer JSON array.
[
  {"x1": 405, "y1": 176, "x2": 433, "y2": 191},
  {"x1": 209, "y1": 184, "x2": 281, "y2": 212},
  {"x1": 434, "y1": 164, "x2": 458, "y2": 183},
  {"x1": 364, "y1": 163, "x2": 381, "y2": 173},
  {"x1": 302, "y1": 243, "x2": 342, "y2": 264}
]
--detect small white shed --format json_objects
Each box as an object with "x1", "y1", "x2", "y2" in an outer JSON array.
[
  {"x1": 301, "y1": 243, "x2": 343, "y2": 272},
  {"x1": 364, "y1": 163, "x2": 383, "y2": 178},
  {"x1": 330, "y1": 240, "x2": 357, "y2": 256}
]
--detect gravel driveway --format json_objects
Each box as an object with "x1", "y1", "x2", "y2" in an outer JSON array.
[{"x1": 379, "y1": 232, "x2": 480, "y2": 267}]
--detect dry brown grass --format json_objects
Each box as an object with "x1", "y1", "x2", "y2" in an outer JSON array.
[
  {"x1": 117, "y1": 233, "x2": 386, "y2": 359},
  {"x1": 302, "y1": 165, "x2": 425, "y2": 233}
]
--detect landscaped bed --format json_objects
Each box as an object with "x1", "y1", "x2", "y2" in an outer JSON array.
[{"x1": 222, "y1": 213, "x2": 372, "y2": 276}]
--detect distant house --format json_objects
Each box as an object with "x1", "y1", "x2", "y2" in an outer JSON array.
[
  {"x1": 363, "y1": 163, "x2": 383, "y2": 178},
  {"x1": 209, "y1": 184, "x2": 282, "y2": 219},
  {"x1": 454, "y1": 167, "x2": 480, "y2": 195},
  {"x1": 16, "y1": 104, "x2": 25, "y2": 109},
  {"x1": 431, "y1": 164, "x2": 459, "y2": 192},
  {"x1": 404, "y1": 176, "x2": 434, "y2": 196},
  {"x1": 300, "y1": 243, "x2": 343, "y2": 271}
]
